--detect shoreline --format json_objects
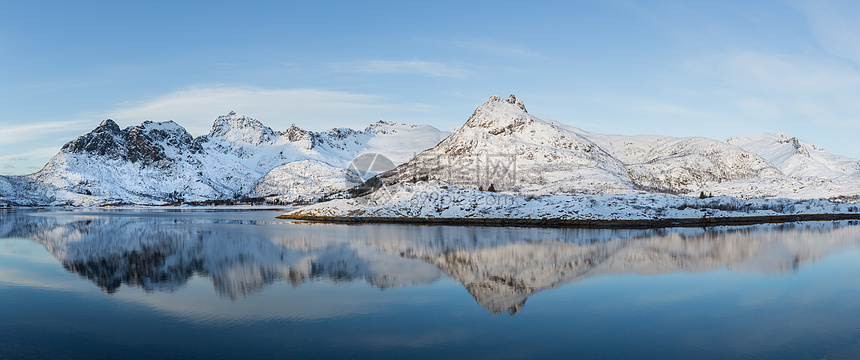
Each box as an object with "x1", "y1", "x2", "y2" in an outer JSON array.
[
  {"x1": 277, "y1": 213, "x2": 860, "y2": 229},
  {"x1": 0, "y1": 205, "x2": 293, "y2": 212}
]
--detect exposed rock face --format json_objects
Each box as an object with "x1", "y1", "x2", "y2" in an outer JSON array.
[
  {"x1": 62, "y1": 119, "x2": 124, "y2": 156},
  {"x1": 62, "y1": 120, "x2": 199, "y2": 168},
  {"x1": 283, "y1": 124, "x2": 311, "y2": 142},
  {"x1": 0, "y1": 113, "x2": 449, "y2": 206}
]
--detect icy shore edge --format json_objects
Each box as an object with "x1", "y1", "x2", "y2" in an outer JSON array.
[{"x1": 279, "y1": 181, "x2": 860, "y2": 228}]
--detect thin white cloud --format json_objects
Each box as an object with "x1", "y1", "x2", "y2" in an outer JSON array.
[
  {"x1": 3, "y1": 164, "x2": 14, "y2": 169},
  {"x1": 686, "y1": 51, "x2": 860, "y2": 94},
  {"x1": 0, "y1": 120, "x2": 92, "y2": 146},
  {"x1": 795, "y1": 0, "x2": 860, "y2": 66},
  {"x1": 680, "y1": 50, "x2": 860, "y2": 158},
  {"x1": 332, "y1": 60, "x2": 470, "y2": 78},
  {"x1": 451, "y1": 39, "x2": 543, "y2": 59},
  {"x1": 103, "y1": 86, "x2": 435, "y2": 135},
  {"x1": 0, "y1": 147, "x2": 63, "y2": 162},
  {"x1": 682, "y1": 51, "x2": 860, "y2": 124}
]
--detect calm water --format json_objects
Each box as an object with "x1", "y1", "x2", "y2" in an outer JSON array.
[{"x1": 2, "y1": 209, "x2": 860, "y2": 359}]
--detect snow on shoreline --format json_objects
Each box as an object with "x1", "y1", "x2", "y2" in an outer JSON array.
[{"x1": 285, "y1": 181, "x2": 860, "y2": 221}]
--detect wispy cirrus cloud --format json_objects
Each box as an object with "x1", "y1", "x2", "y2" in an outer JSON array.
[
  {"x1": 331, "y1": 60, "x2": 470, "y2": 78},
  {"x1": 0, "y1": 147, "x2": 61, "y2": 162},
  {"x1": 683, "y1": 51, "x2": 860, "y2": 124},
  {"x1": 685, "y1": 51, "x2": 860, "y2": 94},
  {"x1": 0, "y1": 120, "x2": 93, "y2": 146},
  {"x1": 451, "y1": 39, "x2": 543, "y2": 59},
  {"x1": 680, "y1": 50, "x2": 860, "y2": 157},
  {"x1": 794, "y1": 0, "x2": 860, "y2": 66},
  {"x1": 0, "y1": 147, "x2": 64, "y2": 175}
]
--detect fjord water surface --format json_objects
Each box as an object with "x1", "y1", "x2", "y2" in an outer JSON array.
[{"x1": 2, "y1": 209, "x2": 860, "y2": 359}]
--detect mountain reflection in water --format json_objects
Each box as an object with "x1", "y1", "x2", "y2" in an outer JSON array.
[{"x1": 2, "y1": 210, "x2": 860, "y2": 315}]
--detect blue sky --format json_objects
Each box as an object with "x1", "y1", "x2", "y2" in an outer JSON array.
[{"x1": 2, "y1": 0, "x2": 860, "y2": 174}]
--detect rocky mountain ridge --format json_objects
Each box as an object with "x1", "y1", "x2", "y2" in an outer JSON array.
[
  {"x1": 379, "y1": 95, "x2": 790, "y2": 196},
  {"x1": 2, "y1": 94, "x2": 858, "y2": 206},
  {"x1": 0, "y1": 113, "x2": 449, "y2": 206},
  {"x1": 375, "y1": 95, "x2": 859, "y2": 200}
]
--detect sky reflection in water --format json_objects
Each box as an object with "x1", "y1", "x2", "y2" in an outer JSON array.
[{"x1": 2, "y1": 209, "x2": 860, "y2": 359}]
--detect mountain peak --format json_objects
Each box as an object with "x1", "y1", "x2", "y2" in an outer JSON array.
[
  {"x1": 209, "y1": 113, "x2": 278, "y2": 145},
  {"x1": 95, "y1": 119, "x2": 121, "y2": 134},
  {"x1": 283, "y1": 124, "x2": 310, "y2": 142},
  {"x1": 464, "y1": 94, "x2": 534, "y2": 132},
  {"x1": 776, "y1": 135, "x2": 811, "y2": 158},
  {"x1": 726, "y1": 132, "x2": 860, "y2": 177},
  {"x1": 62, "y1": 119, "x2": 124, "y2": 156},
  {"x1": 482, "y1": 94, "x2": 528, "y2": 113},
  {"x1": 507, "y1": 94, "x2": 527, "y2": 112},
  {"x1": 364, "y1": 120, "x2": 423, "y2": 135}
]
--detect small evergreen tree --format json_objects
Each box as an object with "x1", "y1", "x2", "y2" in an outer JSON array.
[
  {"x1": 487, "y1": 183, "x2": 496, "y2": 192},
  {"x1": 699, "y1": 191, "x2": 707, "y2": 199},
  {"x1": 478, "y1": 185, "x2": 484, "y2": 191}
]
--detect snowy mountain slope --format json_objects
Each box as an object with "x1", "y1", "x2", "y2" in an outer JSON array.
[
  {"x1": 378, "y1": 95, "x2": 784, "y2": 196},
  {"x1": 361, "y1": 121, "x2": 451, "y2": 164},
  {"x1": 727, "y1": 133, "x2": 860, "y2": 178},
  {"x1": 3, "y1": 94, "x2": 860, "y2": 207},
  {"x1": 209, "y1": 111, "x2": 279, "y2": 145},
  {"x1": 694, "y1": 176, "x2": 860, "y2": 200},
  {"x1": 251, "y1": 160, "x2": 363, "y2": 203},
  {"x1": 580, "y1": 132, "x2": 782, "y2": 194},
  {"x1": 0, "y1": 114, "x2": 450, "y2": 206},
  {"x1": 380, "y1": 95, "x2": 636, "y2": 195},
  {"x1": 285, "y1": 180, "x2": 860, "y2": 221},
  {"x1": 686, "y1": 133, "x2": 860, "y2": 200}
]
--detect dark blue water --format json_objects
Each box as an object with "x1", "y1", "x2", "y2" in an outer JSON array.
[{"x1": 2, "y1": 209, "x2": 860, "y2": 359}]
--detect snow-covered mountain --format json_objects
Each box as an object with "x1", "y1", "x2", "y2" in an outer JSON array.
[
  {"x1": 695, "y1": 134, "x2": 860, "y2": 200},
  {"x1": 379, "y1": 95, "x2": 635, "y2": 194},
  {"x1": 579, "y1": 132, "x2": 782, "y2": 195},
  {"x1": 0, "y1": 113, "x2": 449, "y2": 206},
  {"x1": 727, "y1": 133, "x2": 860, "y2": 178},
  {"x1": 2, "y1": 94, "x2": 859, "y2": 207},
  {"x1": 286, "y1": 179, "x2": 860, "y2": 222},
  {"x1": 379, "y1": 95, "x2": 787, "y2": 196},
  {"x1": 288, "y1": 95, "x2": 860, "y2": 221}
]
